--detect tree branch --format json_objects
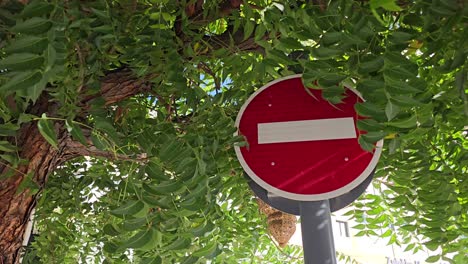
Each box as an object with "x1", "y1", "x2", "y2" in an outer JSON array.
[
  {"x1": 200, "y1": 25, "x2": 265, "y2": 54},
  {"x1": 198, "y1": 62, "x2": 220, "y2": 91},
  {"x1": 80, "y1": 69, "x2": 153, "y2": 108},
  {"x1": 64, "y1": 139, "x2": 148, "y2": 164}
]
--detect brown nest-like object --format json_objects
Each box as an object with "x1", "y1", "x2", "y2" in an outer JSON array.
[{"x1": 257, "y1": 198, "x2": 297, "y2": 247}]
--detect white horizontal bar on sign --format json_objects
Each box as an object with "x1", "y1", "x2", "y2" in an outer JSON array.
[{"x1": 257, "y1": 117, "x2": 357, "y2": 144}]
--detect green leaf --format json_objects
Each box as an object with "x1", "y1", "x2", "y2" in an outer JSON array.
[
  {"x1": 342, "y1": 33, "x2": 367, "y2": 46},
  {"x1": 37, "y1": 114, "x2": 58, "y2": 149},
  {"x1": 358, "y1": 56, "x2": 384, "y2": 74},
  {"x1": 141, "y1": 228, "x2": 162, "y2": 250},
  {"x1": 5, "y1": 36, "x2": 48, "y2": 54},
  {"x1": 122, "y1": 217, "x2": 148, "y2": 232},
  {"x1": 94, "y1": 117, "x2": 119, "y2": 141},
  {"x1": 143, "y1": 181, "x2": 184, "y2": 195},
  {"x1": 0, "y1": 141, "x2": 17, "y2": 152},
  {"x1": 390, "y1": 96, "x2": 424, "y2": 107},
  {"x1": 145, "y1": 161, "x2": 168, "y2": 181},
  {"x1": 355, "y1": 102, "x2": 386, "y2": 120},
  {"x1": 387, "y1": 115, "x2": 417, "y2": 128},
  {"x1": 385, "y1": 82, "x2": 422, "y2": 95},
  {"x1": 321, "y1": 31, "x2": 343, "y2": 46},
  {"x1": 267, "y1": 49, "x2": 291, "y2": 65},
  {"x1": 140, "y1": 257, "x2": 162, "y2": 264},
  {"x1": 358, "y1": 136, "x2": 375, "y2": 151},
  {"x1": 165, "y1": 237, "x2": 191, "y2": 250},
  {"x1": 381, "y1": 229, "x2": 392, "y2": 238},
  {"x1": 311, "y1": 46, "x2": 343, "y2": 59},
  {"x1": 357, "y1": 119, "x2": 384, "y2": 132},
  {"x1": 160, "y1": 217, "x2": 180, "y2": 232},
  {"x1": 65, "y1": 120, "x2": 87, "y2": 146},
  {"x1": 357, "y1": 79, "x2": 385, "y2": 93},
  {"x1": 193, "y1": 242, "x2": 218, "y2": 258},
  {"x1": 0, "y1": 53, "x2": 44, "y2": 71},
  {"x1": 384, "y1": 52, "x2": 417, "y2": 70},
  {"x1": 93, "y1": 25, "x2": 113, "y2": 34},
  {"x1": 0, "y1": 154, "x2": 18, "y2": 167},
  {"x1": 450, "y1": 49, "x2": 466, "y2": 70},
  {"x1": 424, "y1": 240, "x2": 440, "y2": 251},
  {"x1": 361, "y1": 131, "x2": 386, "y2": 143},
  {"x1": 158, "y1": 138, "x2": 185, "y2": 164},
  {"x1": 91, "y1": 8, "x2": 109, "y2": 20},
  {"x1": 161, "y1": 12, "x2": 176, "y2": 22},
  {"x1": 426, "y1": 255, "x2": 441, "y2": 263},
  {"x1": 254, "y1": 23, "x2": 266, "y2": 41},
  {"x1": 388, "y1": 138, "x2": 400, "y2": 154},
  {"x1": 319, "y1": 73, "x2": 347, "y2": 86},
  {"x1": 352, "y1": 224, "x2": 366, "y2": 230},
  {"x1": 184, "y1": 181, "x2": 208, "y2": 200},
  {"x1": 404, "y1": 243, "x2": 415, "y2": 252},
  {"x1": 389, "y1": 31, "x2": 414, "y2": 44},
  {"x1": 197, "y1": 157, "x2": 207, "y2": 176},
  {"x1": 0, "y1": 123, "x2": 20, "y2": 136},
  {"x1": 45, "y1": 44, "x2": 57, "y2": 68},
  {"x1": 354, "y1": 230, "x2": 368, "y2": 237},
  {"x1": 11, "y1": 17, "x2": 53, "y2": 35},
  {"x1": 191, "y1": 221, "x2": 215, "y2": 237},
  {"x1": 18, "y1": 114, "x2": 36, "y2": 124},
  {"x1": 121, "y1": 229, "x2": 154, "y2": 250},
  {"x1": 90, "y1": 132, "x2": 107, "y2": 150},
  {"x1": 430, "y1": 5, "x2": 455, "y2": 16},
  {"x1": 278, "y1": 37, "x2": 303, "y2": 50},
  {"x1": 180, "y1": 256, "x2": 199, "y2": 264},
  {"x1": 454, "y1": 70, "x2": 466, "y2": 112},
  {"x1": 243, "y1": 21, "x2": 255, "y2": 40},
  {"x1": 385, "y1": 100, "x2": 400, "y2": 121},
  {"x1": 321, "y1": 85, "x2": 345, "y2": 104},
  {"x1": 103, "y1": 223, "x2": 121, "y2": 236},
  {"x1": 370, "y1": 0, "x2": 402, "y2": 11},
  {"x1": 103, "y1": 241, "x2": 119, "y2": 253},
  {"x1": 111, "y1": 200, "x2": 145, "y2": 216},
  {"x1": 172, "y1": 208, "x2": 197, "y2": 217},
  {"x1": 21, "y1": 1, "x2": 54, "y2": 18},
  {"x1": 24, "y1": 75, "x2": 47, "y2": 103},
  {"x1": 141, "y1": 194, "x2": 171, "y2": 209}
]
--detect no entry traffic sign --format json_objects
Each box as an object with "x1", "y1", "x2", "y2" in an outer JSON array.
[{"x1": 235, "y1": 75, "x2": 382, "y2": 201}]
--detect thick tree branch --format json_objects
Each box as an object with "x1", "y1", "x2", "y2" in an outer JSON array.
[{"x1": 80, "y1": 69, "x2": 152, "y2": 108}]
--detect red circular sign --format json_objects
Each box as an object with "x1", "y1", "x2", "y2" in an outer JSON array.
[{"x1": 235, "y1": 75, "x2": 382, "y2": 201}]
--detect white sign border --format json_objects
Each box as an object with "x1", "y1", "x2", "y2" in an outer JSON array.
[{"x1": 234, "y1": 74, "x2": 383, "y2": 201}]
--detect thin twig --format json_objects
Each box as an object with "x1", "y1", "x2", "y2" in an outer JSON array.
[
  {"x1": 198, "y1": 62, "x2": 220, "y2": 91},
  {"x1": 73, "y1": 145, "x2": 148, "y2": 164}
]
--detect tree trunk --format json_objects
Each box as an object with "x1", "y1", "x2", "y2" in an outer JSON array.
[
  {"x1": 0, "y1": 175, "x2": 35, "y2": 264},
  {"x1": 0, "y1": 70, "x2": 151, "y2": 263},
  {"x1": 0, "y1": 123, "x2": 62, "y2": 263}
]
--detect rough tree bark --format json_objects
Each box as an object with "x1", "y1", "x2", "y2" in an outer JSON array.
[{"x1": 0, "y1": 70, "x2": 151, "y2": 264}]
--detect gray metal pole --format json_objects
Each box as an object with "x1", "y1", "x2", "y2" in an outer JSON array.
[{"x1": 300, "y1": 200, "x2": 337, "y2": 264}]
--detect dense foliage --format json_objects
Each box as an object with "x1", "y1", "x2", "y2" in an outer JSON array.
[{"x1": 0, "y1": 0, "x2": 466, "y2": 263}]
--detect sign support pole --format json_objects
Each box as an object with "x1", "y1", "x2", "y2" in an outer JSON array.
[{"x1": 300, "y1": 200, "x2": 337, "y2": 264}]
